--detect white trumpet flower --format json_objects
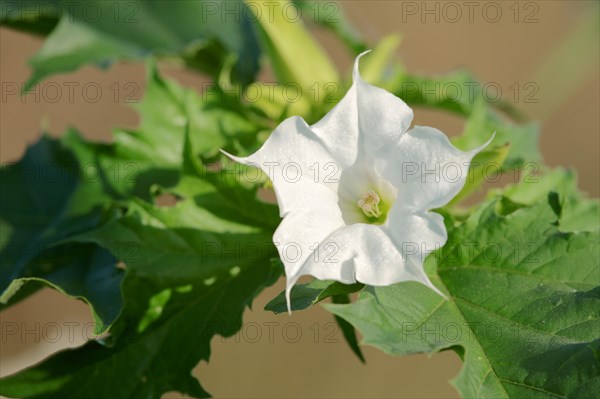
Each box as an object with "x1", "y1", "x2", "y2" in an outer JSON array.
[{"x1": 224, "y1": 51, "x2": 491, "y2": 313}]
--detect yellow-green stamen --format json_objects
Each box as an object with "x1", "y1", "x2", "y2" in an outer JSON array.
[{"x1": 358, "y1": 190, "x2": 382, "y2": 218}]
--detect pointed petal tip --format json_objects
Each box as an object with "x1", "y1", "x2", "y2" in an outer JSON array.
[
  {"x1": 486, "y1": 131, "x2": 497, "y2": 146},
  {"x1": 467, "y1": 131, "x2": 496, "y2": 157},
  {"x1": 417, "y1": 272, "x2": 449, "y2": 300},
  {"x1": 219, "y1": 148, "x2": 235, "y2": 160},
  {"x1": 285, "y1": 285, "x2": 292, "y2": 315},
  {"x1": 436, "y1": 288, "x2": 449, "y2": 301},
  {"x1": 220, "y1": 148, "x2": 251, "y2": 166},
  {"x1": 352, "y1": 49, "x2": 373, "y2": 80},
  {"x1": 429, "y1": 281, "x2": 449, "y2": 301},
  {"x1": 480, "y1": 131, "x2": 496, "y2": 151}
]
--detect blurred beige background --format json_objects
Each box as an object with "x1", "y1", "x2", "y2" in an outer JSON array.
[{"x1": 1, "y1": 1, "x2": 598, "y2": 398}]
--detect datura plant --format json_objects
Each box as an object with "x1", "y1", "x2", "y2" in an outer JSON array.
[
  {"x1": 1, "y1": 1, "x2": 598, "y2": 399},
  {"x1": 226, "y1": 52, "x2": 492, "y2": 312}
]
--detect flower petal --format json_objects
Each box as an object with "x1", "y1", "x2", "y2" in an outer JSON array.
[
  {"x1": 284, "y1": 219, "x2": 446, "y2": 313},
  {"x1": 275, "y1": 204, "x2": 348, "y2": 313},
  {"x1": 311, "y1": 51, "x2": 414, "y2": 166},
  {"x1": 383, "y1": 210, "x2": 448, "y2": 296},
  {"x1": 222, "y1": 116, "x2": 341, "y2": 217},
  {"x1": 383, "y1": 126, "x2": 492, "y2": 212},
  {"x1": 352, "y1": 52, "x2": 414, "y2": 158}
]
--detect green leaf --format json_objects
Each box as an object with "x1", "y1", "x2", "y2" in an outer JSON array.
[
  {"x1": 1, "y1": 243, "x2": 123, "y2": 331},
  {"x1": 1, "y1": 59, "x2": 261, "y2": 330},
  {"x1": 250, "y1": 0, "x2": 340, "y2": 117},
  {"x1": 0, "y1": 256, "x2": 279, "y2": 399},
  {"x1": 331, "y1": 294, "x2": 366, "y2": 363},
  {"x1": 453, "y1": 99, "x2": 541, "y2": 169},
  {"x1": 0, "y1": 125, "x2": 282, "y2": 398},
  {"x1": 448, "y1": 142, "x2": 511, "y2": 207},
  {"x1": 326, "y1": 195, "x2": 600, "y2": 398},
  {"x1": 265, "y1": 279, "x2": 364, "y2": 314},
  {"x1": 178, "y1": 128, "x2": 280, "y2": 230},
  {"x1": 395, "y1": 74, "x2": 540, "y2": 169},
  {"x1": 0, "y1": 135, "x2": 123, "y2": 332},
  {"x1": 358, "y1": 34, "x2": 404, "y2": 91},
  {"x1": 493, "y1": 168, "x2": 599, "y2": 232},
  {"x1": 292, "y1": 0, "x2": 367, "y2": 54},
  {"x1": 0, "y1": 137, "x2": 78, "y2": 284},
  {"x1": 560, "y1": 196, "x2": 600, "y2": 233},
  {"x1": 398, "y1": 71, "x2": 526, "y2": 122},
  {"x1": 19, "y1": 0, "x2": 261, "y2": 89},
  {"x1": 500, "y1": 168, "x2": 577, "y2": 205},
  {"x1": 74, "y1": 62, "x2": 259, "y2": 200},
  {"x1": 1, "y1": 57, "x2": 262, "y2": 330},
  {"x1": 0, "y1": 0, "x2": 61, "y2": 35}
]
